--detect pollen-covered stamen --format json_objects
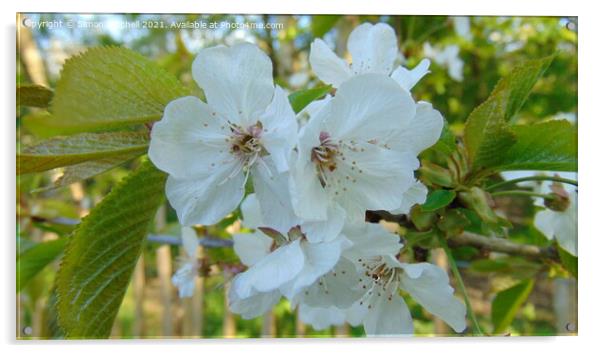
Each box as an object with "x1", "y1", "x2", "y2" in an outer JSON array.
[
  {"x1": 357, "y1": 256, "x2": 402, "y2": 307},
  {"x1": 228, "y1": 121, "x2": 267, "y2": 169},
  {"x1": 311, "y1": 131, "x2": 340, "y2": 187}
]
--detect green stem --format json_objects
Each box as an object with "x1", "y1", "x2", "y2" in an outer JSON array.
[
  {"x1": 490, "y1": 190, "x2": 555, "y2": 199},
  {"x1": 486, "y1": 175, "x2": 577, "y2": 191},
  {"x1": 437, "y1": 234, "x2": 484, "y2": 336}
]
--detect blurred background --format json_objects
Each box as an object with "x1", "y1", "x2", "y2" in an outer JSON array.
[{"x1": 17, "y1": 14, "x2": 577, "y2": 338}]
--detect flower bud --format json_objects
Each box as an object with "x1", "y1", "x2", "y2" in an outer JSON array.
[
  {"x1": 419, "y1": 161, "x2": 455, "y2": 188},
  {"x1": 544, "y1": 183, "x2": 571, "y2": 212},
  {"x1": 458, "y1": 186, "x2": 498, "y2": 224}
]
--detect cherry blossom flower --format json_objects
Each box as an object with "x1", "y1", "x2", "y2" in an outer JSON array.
[
  {"x1": 297, "y1": 222, "x2": 466, "y2": 336},
  {"x1": 501, "y1": 170, "x2": 578, "y2": 256},
  {"x1": 534, "y1": 177, "x2": 578, "y2": 256},
  {"x1": 423, "y1": 42, "x2": 464, "y2": 82},
  {"x1": 171, "y1": 227, "x2": 200, "y2": 298},
  {"x1": 290, "y1": 73, "x2": 433, "y2": 222},
  {"x1": 228, "y1": 194, "x2": 351, "y2": 318},
  {"x1": 309, "y1": 22, "x2": 430, "y2": 91},
  {"x1": 149, "y1": 43, "x2": 298, "y2": 226},
  {"x1": 452, "y1": 16, "x2": 473, "y2": 41}
]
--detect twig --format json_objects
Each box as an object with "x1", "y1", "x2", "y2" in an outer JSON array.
[
  {"x1": 448, "y1": 232, "x2": 558, "y2": 261},
  {"x1": 486, "y1": 175, "x2": 577, "y2": 191},
  {"x1": 490, "y1": 190, "x2": 555, "y2": 199},
  {"x1": 147, "y1": 234, "x2": 233, "y2": 248},
  {"x1": 438, "y1": 233, "x2": 484, "y2": 336}
]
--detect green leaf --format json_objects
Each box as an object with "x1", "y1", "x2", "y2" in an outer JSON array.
[
  {"x1": 437, "y1": 208, "x2": 470, "y2": 236},
  {"x1": 49, "y1": 46, "x2": 188, "y2": 133},
  {"x1": 20, "y1": 112, "x2": 80, "y2": 138},
  {"x1": 17, "y1": 84, "x2": 54, "y2": 108},
  {"x1": 558, "y1": 247, "x2": 578, "y2": 278},
  {"x1": 17, "y1": 237, "x2": 68, "y2": 291},
  {"x1": 288, "y1": 85, "x2": 332, "y2": 114},
  {"x1": 18, "y1": 131, "x2": 148, "y2": 175},
  {"x1": 56, "y1": 160, "x2": 166, "y2": 338},
  {"x1": 404, "y1": 229, "x2": 440, "y2": 249},
  {"x1": 492, "y1": 120, "x2": 577, "y2": 172},
  {"x1": 421, "y1": 189, "x2": 456, "y2": 212},
  {"x1": 464, "y1": 56, "x2": 554, "y2": 169},
  {"x1": 458, "y1": 187, "x2": 499, "y2": 225},
  {"x1": 472, "y1": 122, "x2": 517, "y2": 169},
  {"x1": 491, "y1": 279, "x2": 534, "y2": 334},
  {"x1": 54, "y1": 156, "x2": 137, "y2": 187},
  {"x1": 311, "y1": 15, "x2": 341, "y2": 37}
]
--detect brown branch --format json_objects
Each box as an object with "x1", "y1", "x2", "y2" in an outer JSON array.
[{"x1": 448, "y1": 232, "x2": 559, "y2": 261}]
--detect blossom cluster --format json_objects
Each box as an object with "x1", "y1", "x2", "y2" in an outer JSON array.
[{"x1": 149, "y1": 22, "x2": 467, "y2": 335}]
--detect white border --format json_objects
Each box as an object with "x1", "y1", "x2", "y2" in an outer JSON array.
[{"x1": 4, "y1": 1, "x2": 601, "y2": 353}]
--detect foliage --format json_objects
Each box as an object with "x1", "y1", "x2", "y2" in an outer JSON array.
[
  {"x1": 491, "y1": 280, "x2": 535, "y2": 334},
  {"x1": 55, "y1": 160, "x2": 166, "y2": 338},
  {"x1": 43, "y1": 47, "x2": 189, "y2": 135}
]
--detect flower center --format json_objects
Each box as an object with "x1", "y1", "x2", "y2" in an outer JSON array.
[
  {"x1": 311, "y1": 132, "x2": 340, "y2": 187},
  {"x1": 229, "y1": 121, "x2": 266, "y2": 169},
  {"x1": 357, "y1": 257, "x2": 401, "y2": 305}
]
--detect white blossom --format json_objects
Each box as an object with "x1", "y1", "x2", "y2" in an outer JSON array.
[
  {"x1": 290, "y1": 73, "x2": 442, "y2": 222},
  {"x1": 149, "y1": 43, "x2": 298, "y2": 226},
  {"x1": 309, "y1": 22, "x2": 430, "y2": 91},
  {"x1": 452, "y1": 16, "x2": 473, "y2": 41},
  {"x1": 228, "y1": 194, "x2": 351, "y2": 319},
  {"x1": 534, "y1": 175, "x2": 578, "y2": 256},
  {"x1": 423, "y1": 42, "x2": 464, "y2": 82},
  {"x1": 297, "y1": 222, "x2": 466, "y2": 336},
  {"x1": 501, "y1": 170, "x2": 578, "y2": 256}
]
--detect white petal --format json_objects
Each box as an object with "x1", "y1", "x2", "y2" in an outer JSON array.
[
  {"x1": 326, "y1": 74, "x2": 416, "y2": 141},
  {"x1": 240, "y1": 194, "x2": 263, "y2": 229},
  {"x1": 233, "y1": 239, "x2": 305, "y2": 298},
  {"x1": 333, "y1": 145, "x2": 418, "y2": 219},
  {"x1": 260, "y1": 86, "x2": 298, "y2": 173},
  {"x1": 299, "y1": 258, "x2": 364, "y2": 309},
  {"x1": 252, "y1": 167, "x2": 300, "y2": 234},
  {"x1": 192, "y1": 43, "x2": 274, "y2": 126},
  {"x1": 399, "y1": 263, "x2": 467, "y2": 333},
  {"x1": 391, "y1": 180, "x2": 429, "y2": 215},
  {"x1": 385, "y1": 101, "x2": 444, "y2": 155},
  {"x1": 232, "y1": 232, "x2": 273, "y2": 267},
  {"x1": 363, "y1": 295, "x2": 414, "y2": 336},
  {"x1": 302, "y1": 203, "x2": 346, "y2": 243},
  {"x1": 390, "y1": 58, "x2": 431, "y2": 91},
  {"x1": 181, "y1": 227, "x2": 199, "y2": 258},
  {"x1": 298, "y1": 304, "x2": 347, "y2": 330},
  {"x1": 348, "y1": 23, "x2": 398, "y2": 75},
  {"x1": 555, "y1": 193, "x2": 578, "y2": 256},
  {"x1": 228, "y1": 284, "x2": 281, "y2": 320},
  {"x1": 148, "y1": 96, "x2": 231, "y2": 179},
  {"x1": 535, "y1": 191, "x2": 578, "y2": 256},
  {"x1": 534, "y1": 209, "x2": 557, "y2": 241},
  {"x1": 280, "y1": 236, "x2": 351, "y2": 299},
  {"x1": 165, "y1": 170, "x2": 245, "y2": 226},
  {"x1": 289, "y1": 157, "x2": 330, "y2": 221},
  {"x1": 297, "y1": 100, "x2": 330, "y2": 159},
  {"x1": 345, "y1": 300, "x2": 368, "y2": 327},
  {"x1": 309, "y1": 39, "x2": 352, "y2": 88},
  {"x1": 343, "y1": 222, "x2": 403, "y2": 262},
  {"x1": 172, "y1": 263, "x2": 196, "y2": 298}
]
